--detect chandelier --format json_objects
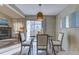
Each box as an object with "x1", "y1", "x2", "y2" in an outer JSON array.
[{"x1": 36, "y1": 4, "x2": 43, "y2": 21}]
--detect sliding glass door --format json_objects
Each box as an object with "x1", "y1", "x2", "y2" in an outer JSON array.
[{"x1": 26, "y1": 20, "x2": 42, "y2": 41}]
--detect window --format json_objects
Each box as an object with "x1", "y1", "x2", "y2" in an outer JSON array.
[
  {"x1": 66, "y1": 16, "x2": 69, "y2": 28},
  {"x1": 60, "y1": 11, "x2": 79, "y2": 28},
  {"x1": 71, "y1": 12, "x2": 76, "y2": 28},
  {"x1": 13, "y1": 22, "x2": 23, "y2": 34},
  {"x1": 62, "y1": 17, "x2": 66, "y2": 28},
  {"x1": 76, "y1": 11, "x2": 79, "y2": 27},
  {"x1": 60, "y1": 16, "x2": 69, "y2": 28}
]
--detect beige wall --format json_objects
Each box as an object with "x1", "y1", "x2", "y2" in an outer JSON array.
[
  {"x1": 56, "y1": 4, "x2": 79, "y2": 51},
  {"x1": 45, "y1": 16, "x2": 56, "y2": 37}
]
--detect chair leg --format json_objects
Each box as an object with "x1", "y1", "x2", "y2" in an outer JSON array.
[
  {"x1": 46, "y1": 49, "x2": 48, "y2": 55},
  {"x1": 60, "y1": 45, "x2": 62, "y2": 51},
  {"x1": 28, "y1": 48, "x2": 30, "y2": 55},
  {"x1": 52, "y1": 46, "x2": 56, "y2": 55},
  {"x1": 37, "y1": 49, "x2": 38, "y2": 55},
  {"x1": 20, "y1": 46, "x2": 22, "y2": 54},
  {"x1": 28, "y1": 45, "x2": 32, "y2": 55}
]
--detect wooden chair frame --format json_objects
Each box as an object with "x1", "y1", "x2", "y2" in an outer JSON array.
[
  {"x1": 51, "y1": 32, "x2": 64, "y2": 55},
  {"x1": 37, "y1": 34, "x2": 49, "y2": 55},
  {"x1": 19, "y1": 32, "x2": 33, "y2": 55}
]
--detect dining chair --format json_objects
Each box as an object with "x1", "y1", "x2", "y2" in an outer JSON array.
[
  {"x1": 51, "y1": 32, "x2": 64, "y2": 55},
  {"x1": 19, "y1": 32, "x2": 33, "y2": 55},
  {"x1": 37, "y1": 34, "x2": 48, "y2": 55}
]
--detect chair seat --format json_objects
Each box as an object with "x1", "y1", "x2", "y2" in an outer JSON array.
[
  {"x1": 22, "y1": 41, "x2": 31, "y2": 46},
  {"x1": 22, "y1": 44, "x2": 30, "y2": 46},
  {"x1": 53, "y1": 41, "x2": 61, "y2": 45},
  {"x1": 38, "y1": 46, "x2": 47, "y2": 49}
]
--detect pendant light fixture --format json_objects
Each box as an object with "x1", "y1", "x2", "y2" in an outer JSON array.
[{"x1": 36, "y1": 4, "x2": 43, "y2": 21}]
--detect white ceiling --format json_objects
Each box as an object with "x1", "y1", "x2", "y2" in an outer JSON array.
[{"x1": 15, "y1": 4, "x2": 68, "y2": 15}]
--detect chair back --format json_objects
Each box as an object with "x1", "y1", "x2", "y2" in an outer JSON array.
[
  {"x1": 20, "y1": 32, "x2": 26, "y2": 42},
  {"x1": 37, "y1": 34, "x2": 48, "y2": 46},
  {"x1": 57, "y1": 32, "x2": 64, "y2": 43}
]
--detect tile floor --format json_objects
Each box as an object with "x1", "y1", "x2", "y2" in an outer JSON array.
[{"x1": 14, "y1": 41, "x2": 60, "y2": 55}]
